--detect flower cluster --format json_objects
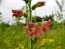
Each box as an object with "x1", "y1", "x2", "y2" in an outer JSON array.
[
  {"x1": 12, "y1": 10, "x2": 24, "y2": 18},
  {"x1": 25, "y1": 19, "x2": 51, "y2": 38}
]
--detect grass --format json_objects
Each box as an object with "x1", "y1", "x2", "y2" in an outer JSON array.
[{"x1": 0, "y1": 22, "x2": 65, "y2": 49}]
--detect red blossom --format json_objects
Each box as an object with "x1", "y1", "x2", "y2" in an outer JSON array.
[
  {"x1": 24, "y1": 23, "x2": 42, "y2": 38},
  {"x1": 41, "y1": 19, "x2": 51, "y2": 32},
  {"x1": 12, "y1": 10, "x2": 24, "y2": 18}
]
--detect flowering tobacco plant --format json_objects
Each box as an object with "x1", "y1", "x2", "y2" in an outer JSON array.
[
  {"x1": 12, "y1": 0, "x2": 52, "y2": 49},
  {"x1": 23, "y1": 0, "x2": 48, "y2": 49},
  {"x1": 17, "y1": 0, "x2": 51, "y2": 49}
]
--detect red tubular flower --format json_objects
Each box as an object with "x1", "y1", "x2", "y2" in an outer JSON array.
[
  {"x1": 12, "y1": 10, "x2": 24, "y2": 18},
  {"x1": 25, "y1": 23, "x2": 42, "y2": 38},
  {"x1": 37, "y1": 1, "x2": 45, "y2": 7},
  {"x1": 41, "y1": 19, "x2": 51, "y2": 32}
]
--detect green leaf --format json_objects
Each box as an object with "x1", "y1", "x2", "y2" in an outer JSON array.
[
  {"x1": 32, "y1": 4, "x2": 37, "y2": 10},
  {"x1": 23, "y1": 0, "x2": 29, "y2": 4},
  {"x1": 57, "y1": 12, "x2": 62, "y2": 20},
  {"x1": 24, "y1": 13, "x2": 28, "y2": 18},
  {"x1": 15, "y1": 18, "x2": 23, "y2": 20},
  {"x1": 55, "y1": 0, "x2": 62, "y2": 11}
]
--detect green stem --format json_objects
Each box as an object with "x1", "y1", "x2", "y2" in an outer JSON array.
[
  {"x1": 29, "y1": 0, "x2": 33, "y2": 49},
  {"x1": 12, "y1": 17, "x2": 13, "y2": 25},
  {"x1": 16, "y1": 18, "x2": 19, "y2": 25},
  {"x1": 26, "y1": 4, "x2": 29, "y2": 23},
  {"x1": 26, "y1": 4, "x2": 28, "y2": 12},
  {"x1": 31, "y1": 39, "x2": 33, "y2": 49},
  {"x1": 34, "y1": 10, "x2": 36, "y2": 23},
  {"x1": 29, "y1": 0, "x2": 32, "y2": 22}
]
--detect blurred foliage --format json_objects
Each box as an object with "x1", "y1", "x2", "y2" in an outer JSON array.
[
  {"x1": 62, "y1": 20, "x2": 65, "y2": 25},
  {"x1": 32, "y1": 4, "x2": 37, "y2": 10},
  {"x1": 32, "y1": 16, "x2": 42, "y2": 23},
  {"x1": 0, "y1": 21, "x2": 65, "y2": 49},
  {"x1": 55, "y1": 0, "x2": 64, "y2": 20},
  {"x1": 24, "y1": 13, "x2": 28, "y2": 18},
  {"x1": 50, "y1": 21, "x2": 58, "y2": 29},
  {"x1": 0, "y1": 22, "x2": 10, "y2": 27},
  {"x1": 0, "y1": 12, "x2": 2, "y2": 15},
  {"x1": 43, "y1": 14, "x2": 54, "y2": 21}
]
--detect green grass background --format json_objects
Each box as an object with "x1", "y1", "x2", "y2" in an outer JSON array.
[{"x1": 0, "y1": 22, "x2": 65, "y2": 49}]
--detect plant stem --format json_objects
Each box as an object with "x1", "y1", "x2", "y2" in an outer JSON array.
[
  {"x1": 29, "y1": 0, "x2": 32, "y2": 22},
  {"x1": 26, "y1": 4, "x2": 29, "y2": 24},
  {"x1": 31, "y1": 39, "x2": 33, "y2": 49},
  {"x1": 29, "y1": 0, "x2": 33, "y2": 49},
  {"x1": 28, "y1": 0, "x2": 33, "y2": 49}
]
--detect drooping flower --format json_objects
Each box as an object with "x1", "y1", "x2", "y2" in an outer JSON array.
[
  {"x1": 32, "y1": 1, "x2": 45, "y2": 10},
  {"x1": 24, "y1": 23, "x2": 42, "y2": 38},
  {"x1": 41, "y1": 19, "x2": 51, "y2": 32},
  {"x1": 36, "y1": 1, "x2": 45, "y2": 7},
  {"x1": 12, "y1": 10, "x2": 24, "y2": 18}
]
